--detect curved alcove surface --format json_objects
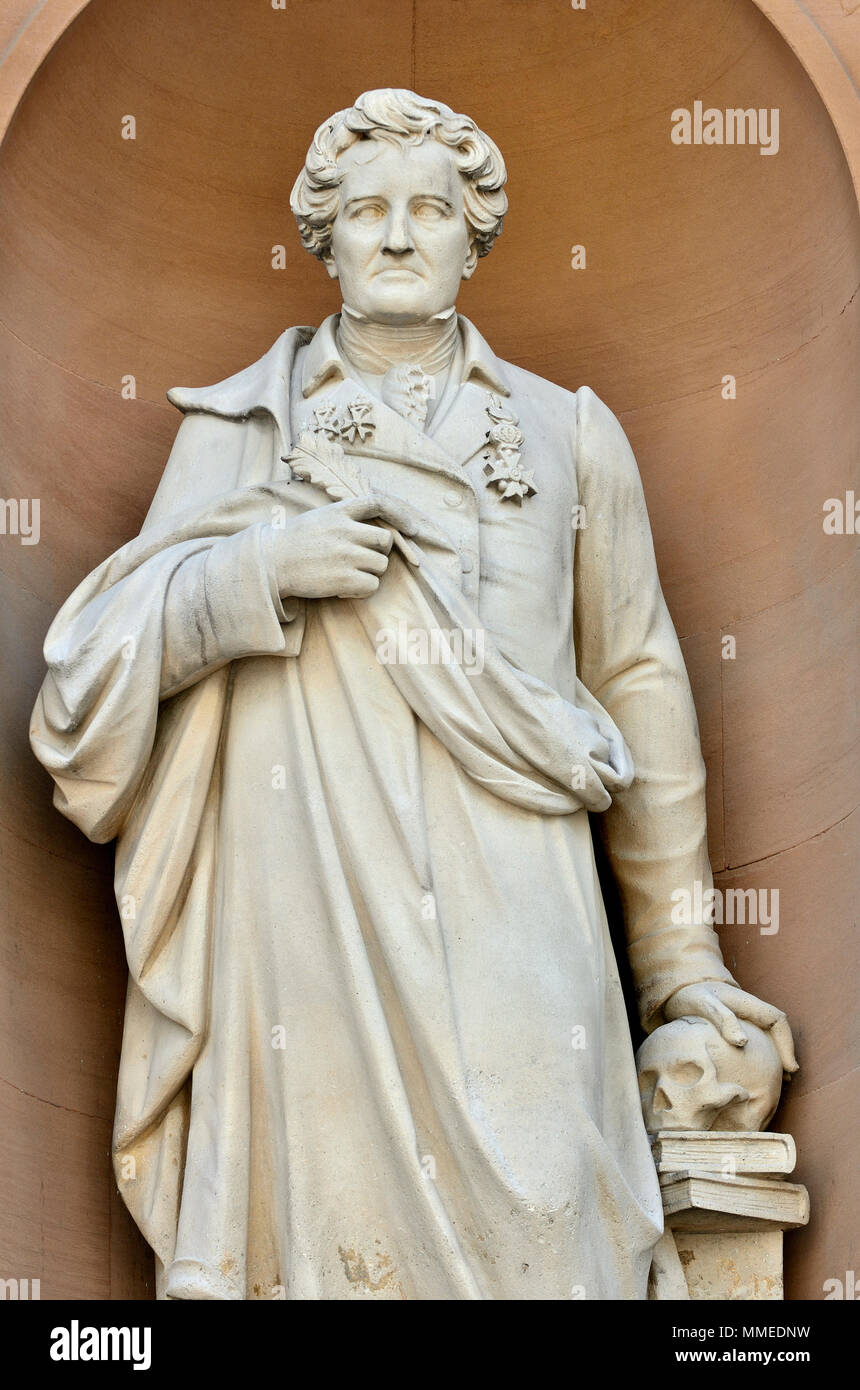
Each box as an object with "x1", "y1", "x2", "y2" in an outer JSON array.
[{"x1": 0, "y1": 0, "x2": 856, "y2": 1299}]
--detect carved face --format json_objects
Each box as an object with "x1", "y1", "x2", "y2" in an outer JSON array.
[
  {"x1": 325, "y1": 139, "x2": 473, "y2": 324},
  {"x1": 636, "y1": 1017, "x2": 783, "y2": 1132}
]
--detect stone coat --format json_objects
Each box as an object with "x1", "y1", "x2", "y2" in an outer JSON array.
[{"x1": 30, "y1": 314, "x2": 733, "y2": 1299}]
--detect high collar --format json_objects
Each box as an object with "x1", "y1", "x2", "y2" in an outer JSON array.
[
  {"x1": 301, "y1": 313, "x2": 510, "y2": 400},
  {"x1": 165, "y1": 315, "x2": 511, "y2": 463}
]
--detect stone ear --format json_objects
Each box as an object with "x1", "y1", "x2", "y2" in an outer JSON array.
[
  {"x1": 462, "y1": 241, "x2": 479, "y2": 280},
  {"x1": 322, "y1": 250, "x2": 339, "y2": 280}
]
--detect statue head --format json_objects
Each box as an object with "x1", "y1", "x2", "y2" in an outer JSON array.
[{"x1": 290, "y1": 88, "x2": 507, "y2": 325}]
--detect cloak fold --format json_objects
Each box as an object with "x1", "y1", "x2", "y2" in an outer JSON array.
[{"x1": 30, "y1": 472, "x2": 633, "y2": 1273}]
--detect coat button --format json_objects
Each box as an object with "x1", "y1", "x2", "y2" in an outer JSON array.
[
  {"x1": 460, "y1": 554, "x2": 475, "y2": 574},
  {"x1": 443, "y1": 492, "x2": 463, "y2": 508}
]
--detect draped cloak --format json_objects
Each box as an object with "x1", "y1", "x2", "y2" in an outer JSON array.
[{"x1": 30, "y1": 315, "x2": 733, "y2": 1300}]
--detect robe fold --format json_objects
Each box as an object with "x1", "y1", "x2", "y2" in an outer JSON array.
[{"x1": 30, "y1": 315, "x2": 733, "y2": 1299}]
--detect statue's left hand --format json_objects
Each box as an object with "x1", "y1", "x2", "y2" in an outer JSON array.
[{"x1": 664, "y1": 981, "x2": 799, "y2": 1078}]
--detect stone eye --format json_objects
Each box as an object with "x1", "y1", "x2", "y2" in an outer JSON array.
[{"x1": 667, "y1": 1061, "x2": 705, "y2": 1084}]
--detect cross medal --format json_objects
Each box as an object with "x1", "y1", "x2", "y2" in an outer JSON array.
[{"x1": 482, "y1": 396, "x2": 537, "y2": 502}]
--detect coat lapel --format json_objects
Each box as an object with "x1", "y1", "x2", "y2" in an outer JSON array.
[
  {"x1": 167, "y1": 325, "x2": 314, "y2": 451},
  {"x1": 296, "y1": 375, "x2": 483, "y2": 496},
  {"x1": 166, "y1": 315, "x2": 513, "y2": 493},
  {"x1": 428, "y1": 379, "x2": 497, "y2": 471}
]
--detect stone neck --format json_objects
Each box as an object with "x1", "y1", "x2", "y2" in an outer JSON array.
[{"x1": 337, "y1": 303, "x2": 459, "y2": 377}]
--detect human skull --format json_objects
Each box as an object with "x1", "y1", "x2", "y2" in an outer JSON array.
[{"x1": 636, "y1": 1016, "x2": 783, "y2": 1132}]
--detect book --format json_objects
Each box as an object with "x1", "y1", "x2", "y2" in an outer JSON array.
[{"x1": 649, "y1": 1130, "x2": 796, "y2": 1176}]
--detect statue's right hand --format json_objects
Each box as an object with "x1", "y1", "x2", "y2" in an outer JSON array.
[{"x1": 263, "y1": 494, "x2": 420, "y2": 601}]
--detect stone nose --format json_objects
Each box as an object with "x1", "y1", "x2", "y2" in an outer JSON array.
[{"x1": 382, "y1": 209, "x2": 415, "y2": 256}]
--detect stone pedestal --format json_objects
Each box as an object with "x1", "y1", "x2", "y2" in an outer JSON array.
[{"x1": 651, "y1": 1131, "x2": 810, "y2": 1300}]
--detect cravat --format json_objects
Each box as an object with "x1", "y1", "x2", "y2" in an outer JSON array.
[{"x1": 381, "y1": 361, "x2": 435, "y2": 428}]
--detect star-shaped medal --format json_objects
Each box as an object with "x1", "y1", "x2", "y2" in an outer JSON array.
[
  {"x1": 312, "y1": 402, "x2": 341, "y2": 438},
  {"x1": 340, "y1": 397, "x2": 376, "y2": 444}
]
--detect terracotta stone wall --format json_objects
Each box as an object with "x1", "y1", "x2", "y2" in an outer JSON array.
[{"x1": 1, "y1": 0, "x2": 856, "y2": 1299}]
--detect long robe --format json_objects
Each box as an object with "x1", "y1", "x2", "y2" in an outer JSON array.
[{"x1": 30, "y1": 315, "x2": 733, "y2": 1299}]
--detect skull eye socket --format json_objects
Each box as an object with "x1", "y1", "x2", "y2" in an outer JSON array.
[{"x1": 668, "y1": 1061, "x2": 705, "y2": 1084}]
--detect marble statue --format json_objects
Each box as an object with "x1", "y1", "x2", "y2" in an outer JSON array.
[{"x1": 30, "y1": 89, "x2": 797, "y2": 1301}]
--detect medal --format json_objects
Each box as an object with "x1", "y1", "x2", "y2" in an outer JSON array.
[
  {"x1": 482, "y1": 396, "x2": 536, "y2": 502},
  {"x1": 311, "y1": 396, "x2": 377, "y2": 445}
]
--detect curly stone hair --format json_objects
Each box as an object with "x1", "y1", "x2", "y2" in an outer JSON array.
[{"x1": 290, "y1": 88, "x2": 508, "y2": 270}]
